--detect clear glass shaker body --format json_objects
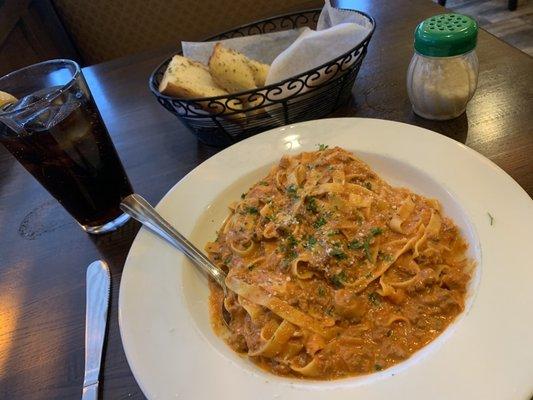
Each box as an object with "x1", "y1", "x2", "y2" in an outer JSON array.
[{"x1": 407, "y1": 50, "x2": 478, "y2": 120}]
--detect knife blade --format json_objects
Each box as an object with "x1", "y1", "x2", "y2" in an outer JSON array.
[{"x1": 82, "y1": 260, "x2": 110, "y2": 400}]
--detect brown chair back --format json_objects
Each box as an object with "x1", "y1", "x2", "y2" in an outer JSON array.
[{"x1": 52, "y1": 0, "x2": 323, "y2": 65}]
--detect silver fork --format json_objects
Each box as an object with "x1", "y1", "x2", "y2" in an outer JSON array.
[{"x1": 120, "y1": 194, "x2": 232, "y2": 326}]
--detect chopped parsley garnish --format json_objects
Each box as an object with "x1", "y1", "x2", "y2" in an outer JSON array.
[
  {"x1": 279, "y1": 234, "x2": 299, "y2": 262},
  {"x1": 223, "y1": 255, "x2": 232, "y2": 265},
  {"x1": 370, "y1": 227, "x2": 383, "y2": 236},
  {"x1": 286, "y1": 184, "x2": 299, "y2": 199},
  {"x1": 285, "y1": 249, "x2": 298, "y2": 262},
  {"x1": 286, "y1": 234, "x2": 298, "y2": 248},
  {"x1": 317, "y1": 143, "x2": 329, "y2": 151},
  {"x1": 245, "y1": 206, "x2": 259, "y2": 214},
  {"x1": 330, "y1": 270, "x2": 347, "y2": 288},
  {"x1": 379, "y1": 252, "x2": 394, "y2": 262},
  {"x1": 363, "y1": 239, "x2": 372, "y2": 261},
  {"x1": 364, "y1": 181, "x2": 372, "y2": 190},
  {"x1": 348, "y1": 229, "x2": 382, "y2": 260},
  {"x1": 304, "y1": 235, "x2": 317, "y2": 249},
  {"x1": 259, "y1": 181, "x2": 269, "y2": 186},
  {"x1": 347, "y1": 240, "x2": 363, "y2": 250},
  {"x1": 327, "y1": 229, "x2": 340, "y2": 237},
  {"x1": 305, "y1": 196, "x2": 319, "y2": 213},
  {"x1": 265, "y1": 214, "x2": 275, "y2": 222},
  {"x1": 374, "y1": 364, "x2": 383, "y2": 371},
  {"x1": 368, "y1": 292, "x2": 381, "y2": 306},
  {"x1": 317, "y1": 287, "x2": 326, "y2": 297},
  {"x1": 313, "y1": 216, "x2": 327, "y2": 228},
  {"x1": 330, "y1": 247, "x2": 347, "y2": 260},
  {"x1": 487, "y1": 212, "x2": 494, "y2": 226}
]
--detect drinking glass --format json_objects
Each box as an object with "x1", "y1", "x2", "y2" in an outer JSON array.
[{"x1": 0, "y1": 59, "x2": 133, "y2": 234}]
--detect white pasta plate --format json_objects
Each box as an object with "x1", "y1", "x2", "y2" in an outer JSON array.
[{"x1": 119, "y1": 118, "x2": 533, "y2": 400}]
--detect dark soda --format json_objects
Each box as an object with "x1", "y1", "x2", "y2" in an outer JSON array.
[{"x1": 0, "y1": 87, "x2": 132, "y2": 228}]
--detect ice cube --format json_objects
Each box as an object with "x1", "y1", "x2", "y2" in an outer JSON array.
[
  {"x1": 20, "y1": 101, "x2": 79, "y2": 132},
  {"x1": 19, "y1": 106, "x2": 57, "y2": 131},
  {"x1": 50, "y1": 102, "x2": 80, "y2": 127},
  {"x1": 7, "y1": 86, "x2": 63, "y2": 113},
  {"x1": 1, "y1": 86, "x2": 81, "y2": 131}
]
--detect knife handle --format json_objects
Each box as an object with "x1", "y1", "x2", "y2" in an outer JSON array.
[
  {"x1": 82, "y1": 260, "x2": 110, "y2": 400},
  {"x1": 82, "y1": 382, "x2": 98, "y2": 400}
]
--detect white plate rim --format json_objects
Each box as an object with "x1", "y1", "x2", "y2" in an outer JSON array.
[{"x1": 119, "y1": 117, "x2": 533, "y2": 400}]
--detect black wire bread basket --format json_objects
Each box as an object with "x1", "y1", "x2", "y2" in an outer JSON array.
[{"x1": 149, "y1": 8, "x2": 375, "y2": 147}]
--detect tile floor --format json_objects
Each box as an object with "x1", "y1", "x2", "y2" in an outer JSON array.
[{"x1": 439, "y1": 0, "x2": 533, "y2": 55}]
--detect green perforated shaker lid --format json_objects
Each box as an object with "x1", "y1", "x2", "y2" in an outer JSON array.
[{"x1": 414, "y1": 13, "x2": 478, "y2": 57}]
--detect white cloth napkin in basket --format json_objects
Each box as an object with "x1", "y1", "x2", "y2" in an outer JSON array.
[{"x1": 182, "y1": 0, "x2": 372, "y2": 89}]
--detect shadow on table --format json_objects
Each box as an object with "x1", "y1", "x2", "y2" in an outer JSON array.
[
  {"x1": 87, "y1": 218, "x2": 140, "y2": 274},
  {"x1": 0, "y1": 147, "x2": 19, "y2": 195},
  {"x1": 407, "y1": 112, "x2": 469, "y2": 144},
  {"x1": 331, "y1": 98, "x2": 470, "y2": 145}
]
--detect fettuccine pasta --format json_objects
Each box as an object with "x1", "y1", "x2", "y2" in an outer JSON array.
[{"x1": 206, "y1": 147, "x2": 473, "y2": 379}]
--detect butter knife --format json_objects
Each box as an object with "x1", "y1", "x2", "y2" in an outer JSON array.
[{"x1": 82, "y1": 260, "x2": 110, "y2": 400}]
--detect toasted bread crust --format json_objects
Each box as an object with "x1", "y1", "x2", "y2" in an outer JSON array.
[
  {"x1": 159, "y1": 55, "x2": 229, "y2": 99},
  {"x1": 208, "y1": 43, "x2": 270, "y2": 94}
]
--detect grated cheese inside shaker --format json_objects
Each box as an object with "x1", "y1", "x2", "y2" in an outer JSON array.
[{"x1": 407, "y1": 14, "x2": 479, "y2": 120}]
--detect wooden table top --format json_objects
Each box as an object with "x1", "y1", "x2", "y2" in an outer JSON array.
[{"x1": 1, "y1": 0, "x2": 531, "y2": 399}]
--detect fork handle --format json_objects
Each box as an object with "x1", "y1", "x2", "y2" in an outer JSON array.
[{"x1": 120, "y1": 194, "x2": 227, "y2": 294}]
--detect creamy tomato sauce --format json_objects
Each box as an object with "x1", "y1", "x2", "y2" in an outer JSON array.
[{"x1": 206, "y1": 147, "x2": 473, "y2": 379}]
